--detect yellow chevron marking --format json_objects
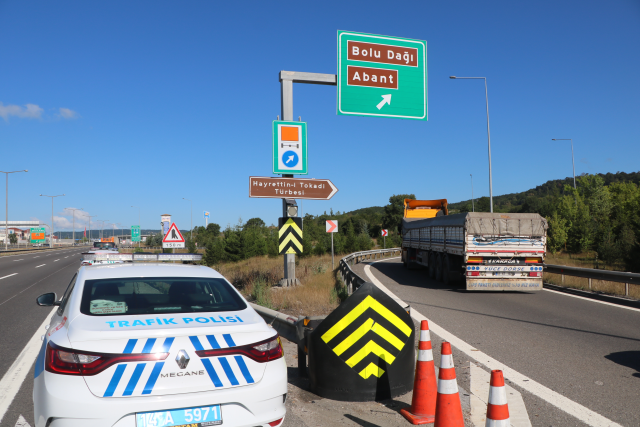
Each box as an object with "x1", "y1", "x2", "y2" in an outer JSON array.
[
  {"x1": 333, "y1": 318, "x2": 374, "y2": 356},
  {"x1": 359, "y1": 362, "x2": 385, "y2": 379},
  {"x1": 346, "y1": 340, "x2": 395, "y2": 367},
  {"x1": 321, "y1": 295, "x2": 412, "y2": 343},
  {"x1": 279, "y1": 219, "x2": 302, "y2": 237},
  {"x1": 371, "y1": 322, "x2": 405, "y2": 351},
  {"x1": 278, "y1": 233, "x2": 303, "y2": 252}
]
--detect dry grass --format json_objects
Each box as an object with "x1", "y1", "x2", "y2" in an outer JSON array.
[
  {"x1": 544, "y1": 251, "x2": 639, "y2": 299},
  {"x1": 214, "y1": 255, "x2": 343, "y2": 317}
]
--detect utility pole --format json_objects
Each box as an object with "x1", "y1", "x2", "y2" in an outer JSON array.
[
  {"x1": 471, "y1": 174, "x2": 475, "y2": 212},
  {"x1": 2, "y1": 170, "x2": 28, "y2": 250},
  {"x1": 40, "y1": 194, "x2": 64, "y2": 248},
  {"x1": 65, "y1": 208, "x2": 83, "y2": 245},
  {"x1": 87, "y1": 215, "x2": 97, "y2": 245}
]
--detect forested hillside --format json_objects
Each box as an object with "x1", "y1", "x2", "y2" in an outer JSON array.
[{"x1": 143, "y1": 171, "x2": 640, "y2": 272}]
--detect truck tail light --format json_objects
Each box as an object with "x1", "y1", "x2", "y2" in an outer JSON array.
[
  {"x1": 467, "y1": 271, "x2": 480, "y2": 277},
  {"x1": 529, "y1": 272, "x2": 541, "y2": 277},
  {"x1": 196, "y1": 335, "x2": 283, "y2": 363},
  {"x1": 467, "y1": 257, "x2": 482, "y2": 263},
  {"x1": 45, "y1": 342, "x2": 168, "y2": 376}
]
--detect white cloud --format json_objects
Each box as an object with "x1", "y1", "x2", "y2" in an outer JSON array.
[
  {"x1": 58, "y1": 107, "x2": 78, "y2": 119},
  {"x1": 0, "y1": 102, "x2": 43, "y2": 121}
]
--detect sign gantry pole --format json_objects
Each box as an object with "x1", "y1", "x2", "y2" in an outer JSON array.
[{"x1": 278, "y1": 71, "x2": 337, "y2": 287}]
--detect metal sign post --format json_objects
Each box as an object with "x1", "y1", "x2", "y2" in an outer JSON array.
[
  {"x1": 382, "y1": 229, "x2": 388, "y2": 249},
  {"x1": 326, "y1": 220, "x2": 338, "y2": 269}
]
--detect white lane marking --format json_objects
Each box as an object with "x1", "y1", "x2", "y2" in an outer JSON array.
[
  {"x1": 32, "y1": 256, "x2": 39, "y2": 258},
  {"x1": 64, "y1": 256, "x2": 68, "y2": 258},
  {"x1": 53, "y1": 259, "x2": 60, "y2": 262},
  {"x1": 364, "y1": 260, "x2": 622, "y2": 427},
  {"x1": 470, "y1": 362, "x2": 531, "y2": 427},
  {"x1": 543, "y1": 288, "x2": 640, "y2": 313},
  {"x1": 0, "y1": 307, "x2": 56, "y2": 424},
  {"x1": 35, "y1": 264, "x2": 45, "y2": 268},
  {"x1": 14, "y1": 414, "x2": 32, "y2": 427},
  {"x1": 12, "y1": 259, "x2": 23, "y2": 262},
  {"x1": 0, "y1": 274, "x2": 18, "y2": 280}
]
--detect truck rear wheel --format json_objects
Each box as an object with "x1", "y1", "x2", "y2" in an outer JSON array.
[
  {"x1": 435, "y1": 254, "x2": 443, "y2": 282},
  {"x1": 428, "y1": 253, "x2": 436, "y2": 279}
]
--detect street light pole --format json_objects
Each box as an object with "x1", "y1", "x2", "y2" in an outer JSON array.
[
  {"x1": 1, "y1": 170, "x2": 28, "y2": 250},
  {"x1": 40, "y1": 194, "x2": 65, "y2": 248},
  {"x1": 551, "y1": 139, "x2": 576, "y2": 189},
  {"x1": 132, "y1": 206, "x2": 140, "y2": 247},
  {"x1": 65, "y1": 208, "x2": 83, "y2": 245},
  {"x1": 87, "y1": 215, "x2": 97, "y2": 245},
  {"x1": 450, "y1": 76, "x2": 494, "y2": 212},
  {"x1": 470, "y1": 174, "x2": 475, "y2": 212},
  {"x1": 182, "y1": 198, "x2": 193, "y2": 240}
]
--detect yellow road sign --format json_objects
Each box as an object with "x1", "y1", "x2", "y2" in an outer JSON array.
[{"x1": 278, "y1": 217, "x2": 303, "y2": 255}]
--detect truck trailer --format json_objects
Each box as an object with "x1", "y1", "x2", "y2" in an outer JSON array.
[{"x1": 401, "y1": 199, "x2": 548, "y2": 291}]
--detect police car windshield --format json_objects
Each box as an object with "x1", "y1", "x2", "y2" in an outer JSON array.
[
  {"x1": 93, "y1": 242, "x2": 116, "y2": 249},
  {"x1": 80, "y1": 277, "x2": 247, "y2": 316}
]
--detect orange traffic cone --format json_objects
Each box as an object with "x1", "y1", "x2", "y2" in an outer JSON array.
[
  {"x1": 485, "y1": 370, "x2": 510, "y2": 426},
  {"x1": 434, "y1": 342, "x2": 464, "y2": 427},
  {"x1": 400, "y1": 320, "x2": 437, "y2": 424}
]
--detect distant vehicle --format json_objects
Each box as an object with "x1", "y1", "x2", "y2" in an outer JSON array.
[
  {"x1": 401, "y1": 199, "x2": 548, "y2": 291},
  {"x1": 81, "y1": 248, "x2": 121, "y2": 266},
  {"x1": 34, "y1": 261, "x2": 286, "y2": 427},
  {"x1": 93, "y1": 242, "x2": 117, "y2": 250}
]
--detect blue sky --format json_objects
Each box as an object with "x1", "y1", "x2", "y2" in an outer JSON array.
[{"x1": 1, "y1": 0, "x2": 639, "y2": 232}]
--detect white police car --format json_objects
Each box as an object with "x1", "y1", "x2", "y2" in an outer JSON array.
[
  {"x1": 81, "y1": 249, "x2": 123, "y2": 266},
  {"x1": 34, "y1": 261, "x2": 287, "y2": 427}
]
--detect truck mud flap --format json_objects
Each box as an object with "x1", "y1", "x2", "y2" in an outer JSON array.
[{"x1": 466, "y1": 279, "x2": 542, "y2": 291}]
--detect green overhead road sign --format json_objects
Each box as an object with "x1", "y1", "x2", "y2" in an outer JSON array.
[
  {"x1": 337, "y1": 31, "x2": 427, "y2": 120},
  {"x1": 30, "y1": 227, "x2": 46, "y2": 244},
  {"x1": 273, "y1": 121, "x2": 307, "y2": 175},
  {"x1": 131, "y1": 225, "x2": 141, "y2": 242}
]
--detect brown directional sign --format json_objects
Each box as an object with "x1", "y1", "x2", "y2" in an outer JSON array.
[{"x1": 249, "y1": 176, "x2": 338, "y2": 200}]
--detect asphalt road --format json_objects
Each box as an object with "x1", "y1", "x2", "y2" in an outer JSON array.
[
  {"x1": 354, "y1": 259, "x2": 640, "y2": 427},
  {"x1": 0, "y1": 247, "x2": 88, "y2": 426}
]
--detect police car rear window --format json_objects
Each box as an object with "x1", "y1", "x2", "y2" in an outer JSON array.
[{"x1": 80, "y1": 277, "x2": 247, "y2": 316}]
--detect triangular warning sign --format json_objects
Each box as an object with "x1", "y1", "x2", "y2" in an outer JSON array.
[{"x1": 162, "y1": 223, "x2": 185, "y2": 243}]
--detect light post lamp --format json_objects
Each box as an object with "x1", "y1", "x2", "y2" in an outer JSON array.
[
  {"x1": 131, "y1": 206, "x2": 140, "y2": 247},
  {"x1": 551, "y1": 139, "x2": 576, "y2": 189},
  {"x1": 470, "y1": 174, "x2": 475, "y2": 212},
  {"x1": 65, "y1": 208, "x2": 83, "y2": 245},
  {"x1": 182, "y1": 198, "x2": 193, "y2": 240},
  {"x1": 40, "y1": 194, "x2": 64, "y2": 247},
  {"x1": 1, "y1": 170, "x2": 28, "y2": 250},
  {"x1": 97, "y1": 220, "x2": 109, "y2": 240},
  {"x1": 450, "y1": 76, "x2": 494, "y2": 212},
  {"x1": 116, "y1": 223, "x2": 123, "y2": 243}
]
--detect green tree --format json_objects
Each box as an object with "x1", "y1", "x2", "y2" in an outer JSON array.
[
  {"x1": 204, "y1": 238, "x2": 226, "y2": 266},
  {"x1": 244, "y1": 218, "x2": 265, "y2": 229},
  {"x1": 547, "y1": 211, "x2": 568, "y2": 254},
  {"x1": 185, "y1": 236, "x2": 197, "y2": 253},
  {"x1": 8, "y1": 233, "x2": 17, "y2": 245}
]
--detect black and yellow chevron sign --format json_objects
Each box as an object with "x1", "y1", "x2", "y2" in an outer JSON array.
[
  {"x1": 307, "y1": 282, "x2": 415, "y2": 401},
  {"x1": 278, "y1": 217, "x2": 303, "y2": 254},
  {"x1": 321, "y1": 295, "x2": 412, "y2": 379}
]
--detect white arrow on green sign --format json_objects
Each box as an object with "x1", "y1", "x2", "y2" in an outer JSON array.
[{"x1": 337, "y1": 31, "x2": 427, "y2": 120}]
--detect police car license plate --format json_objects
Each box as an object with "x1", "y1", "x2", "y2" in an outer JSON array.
[{"x1": 136, "y1": 405, "x2": 222, "y2": 427}]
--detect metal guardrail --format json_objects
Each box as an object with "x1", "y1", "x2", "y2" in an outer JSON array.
[
  {"x1": 339, "y1": 248, "x2": 401, "y2": 294},
  {"x1": 545, "y1": 264, "x2": 640, "y2": 296},
  {"x1": 0, "y1": 245, "x2": 89, "y2": 254}
]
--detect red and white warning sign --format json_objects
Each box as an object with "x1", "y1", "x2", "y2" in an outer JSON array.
[
  {"x1": 326, "y1": 220, "x2": 338, "y2": 233},
  {"x1": 163, "y1": 223, "x2": 185, "y2": 248},
  {"x1": 381, "y1": 229, "x2": 388, "y2": 237}
]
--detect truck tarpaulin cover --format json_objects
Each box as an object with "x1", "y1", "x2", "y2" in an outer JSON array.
[{"x1": 402, "y1": 212, "x2": 548, "y2": 236}]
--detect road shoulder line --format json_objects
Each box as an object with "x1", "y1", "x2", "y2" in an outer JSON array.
[
  {"x1": 363, "y1": 259, "x2": 621, "y2": 427},
  {"x1": 0, "y1": 307, "x2": 56, "y2": 424}
]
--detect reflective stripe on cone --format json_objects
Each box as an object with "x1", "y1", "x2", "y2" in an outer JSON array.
[
  {"x1": 485, "y1": 370, "x2": 510, "y2": 427},
  {"x1": 400, "y1": 320, "x2": 437, "y2": 425},
  {"x1": 434, "y1": 342, "x2": 464, "y2": 427}
]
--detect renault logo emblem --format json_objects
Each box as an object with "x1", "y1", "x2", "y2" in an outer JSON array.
[{"x1": 175, "y1": 350, "x2": 190, "y2": 369}]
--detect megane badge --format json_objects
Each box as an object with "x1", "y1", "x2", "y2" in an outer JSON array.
[{"x1": 175, "y1": 350, "x2": 190, "y2": 369}]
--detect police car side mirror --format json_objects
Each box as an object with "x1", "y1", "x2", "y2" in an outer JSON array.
[{"x1": 36, "y1": 293, "x2": 60, "y2": 307}]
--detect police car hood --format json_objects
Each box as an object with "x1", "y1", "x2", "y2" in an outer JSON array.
[{"x1": 66, "y1": 307, "x2": 277, "y2": 398}]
